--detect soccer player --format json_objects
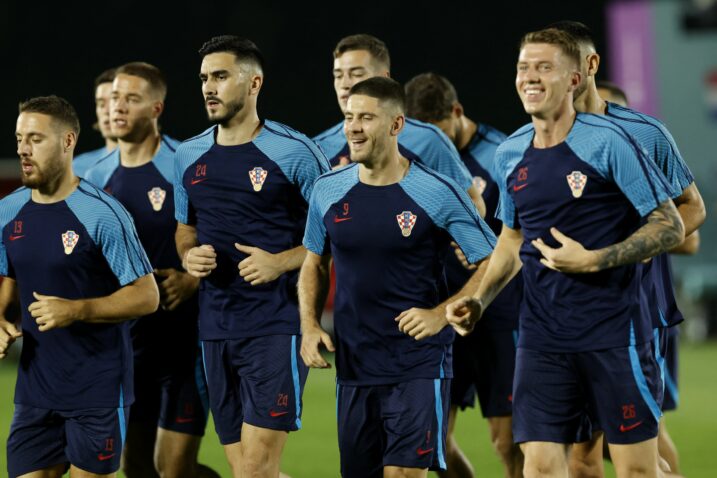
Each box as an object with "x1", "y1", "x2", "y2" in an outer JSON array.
[
  {"x1": 446, "y1": 28, "x2": 685, "y2": 478},
  {"x1": 549, "y1": 21, "x2": 706, "y2": 477},
  {"x1": 174, "y1": 35, "x2": 330, "y2": 478},
  {"x1": 313, "y1": 34, "x2": 485, "y2": 216},
  {"x1": 0, "y1": 95, "x2": 159, "y2": 477},
  {"x1": 405, "y1": 72, "x2": 523, "y2": 478},
  {"x1": 596, "y1": 80, "x2": 628, "y2": 108},
  {"x1": 299, "y1": 77, "x2": 496, "y2": 478},
  {"x1": 74, "y1": 68, "x2": 118, "y2": 176},
  {"x1": 84, "y1": 62, "x2": 215, "y2": 478}
]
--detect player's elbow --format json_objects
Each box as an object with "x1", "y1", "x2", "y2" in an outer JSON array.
[{"x1": 134, "y1": 274, "x2": 160, "y2": 316}]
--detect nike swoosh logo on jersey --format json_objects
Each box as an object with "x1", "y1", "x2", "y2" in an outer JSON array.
[
  {"x1": 270, "y1": 410, "x2": 289, "y2": 417},
  {"x1": 416, "y1": 447, "x2": 434, "y2": 456},
  {"x1": 8, "y1": 235, "x2": 25, "y2": 241},
  {"x1": 175, "y1": 417, "x2": 195, "y2": 423},
  {"x1": 619, "y1": 420, "x2": 643, "y2": 432},
  {"x1": 334, "y1": 216, "x2": 352, "y2": 223},
  {"x1": 97, "y1": 452, "x2": 116, "y2": 461},
  {"x1": 512, "y1": 183, "x2": 528, "y2": 191},
  {"x1": 190, "y1": 178, "x2": 208, "y2": 185}
]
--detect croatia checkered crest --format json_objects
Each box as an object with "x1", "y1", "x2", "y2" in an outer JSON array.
[
  {"x1": 396, "y1": 211, "x2": 417, "y2": 237},
  {"x1": 61, "y1": 230, "x2": 79, "y2": 255},
  {"x1": 566, "y1": 171, "x2": 588, "y2": 198},
  {"x1": 249, "y1": 167, "x2": 268, "y2": 192},
  {"x1": 147, "y1": 187, "x2": 167, "y2": 212}
]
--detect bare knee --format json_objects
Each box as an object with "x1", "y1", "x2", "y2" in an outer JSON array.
[{"x1": 522, "y1": 442, "x2": 568, "y2": 478}]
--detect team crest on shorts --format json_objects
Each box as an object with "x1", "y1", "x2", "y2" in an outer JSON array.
[
  {"x1": 61, "y1": 230, "x2": 79, "y2": 255},
  {"x1": 566, "y1": 171, "x2": 588, "y2": 198},
  {"x1": 147, "y1": 187, "x2": 167, "y2": 211},
  {"x1": 473, "y1": 176, "x2": 487, "y2": 195},
  {"x1": 249, "y1": 167, "x2": 268, "y2": 192},
  {"x1": 396, "y1": 211, "x2": 417, "y2": 237}
]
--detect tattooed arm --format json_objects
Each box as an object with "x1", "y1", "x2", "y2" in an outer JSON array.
[{"x1": 532, "y1": 199, "x2": 684, "y2": 273}]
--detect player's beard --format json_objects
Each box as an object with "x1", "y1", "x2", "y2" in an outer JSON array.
[
  {"x1": 208, "y1": 96, "x2": 246, "y2": 126},
  {"x1": 21, "y1": 154, "x2": 66, "y2": 190}
]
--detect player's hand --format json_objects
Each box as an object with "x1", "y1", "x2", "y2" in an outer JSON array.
[
  {"x1": 451, "y1": 241, "x2": 477, "y2": 270},
  {"x1": 155, "y1": 268, "x2": 199, "y2": 311},
  {"x1": 446, "y1": 296, "x2": 483, "y2": 336},
  {"x1": 29, "y1": 292, "x2": 80, "y2": 331},
  {"x1": 184, "y1": 245, "x2": 217, "y2": 278},
  {"x1": 395, "y1": 307, "x2": 447, "y2": 340},
  {"x1": 531, "y1": 228, "x2": 600, "y2": 273},
  {"x1": 235, "y1": 243, "x2": 283, "y2": 285},
  {"x1": 0, "y1": 318, "x2": 22, "y2": 359},
  {"x1": 300, "y1": 324, "x2": 335, "y2": 368}
]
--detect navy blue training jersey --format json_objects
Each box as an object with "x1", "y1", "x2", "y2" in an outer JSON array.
[
  {"x1": 605, "y1": 102, "x2": 694, "y2": 329},
  {"x1": 495, "y1": 113, "x2": 675, "y2": 352},
  {"x1": 174, "y1": 121, "x2": 331, "y2": 340},
  {"x1": 313, "y1": 118, "x2": 473, "y2": 191},
  {"x1": 0, "y1": 180, "x2": 153, "y2": 409},
  {"x1": 73, "y1": 146, "x2": 113, "y2": 177},
  {"x1": 303, "y1": 162, "x2": 496, "y2": 386},
  {"x1": 444, "y1": 123, "x2": 522, "y2": 330}
]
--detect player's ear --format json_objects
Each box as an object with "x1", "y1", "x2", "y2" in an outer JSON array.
[
  {"x1": 63, "y1": 130, "x2": 77, "y2": 154},
  {"x1": 587, "y1": 53, "x2": 600, "y2": 77},
  {"x1": 152, "y1": 100, "x2": 164, "y2": 119},
  {"x1": 452, "y1": 102, "x2": 464, "y2": 119},
  {"x1": 391, "y1": 113, "x2": 405, "y2": 137},
  {"x1": 249, "y1": 74, "x2": 263, "y2": 96},
  {"x1": 569, "y1": 70, "x2": 582, "y2": 92}
]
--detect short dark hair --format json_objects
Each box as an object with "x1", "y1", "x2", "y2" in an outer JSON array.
[
  {"x1": 334, "y1": 34, "x2": 390, "y2": 70},
  {"x1": 548, "y1": 20, "x2": 596, "y2": 49},
  {"x1": 596, "y1": 80, "x2": 629, "y2": 106},
  {"x1": 349, "y1": 77, "x2": 405, "y2": 113},
  {"x1": 198, "y1": 35, "x2": 265, "y2": 73},
  {"x1": 520, "y1": 28, "x2": 581, "y2": 69},
  {"x1": 115, "y1": 62, "x2": 167, "y2": 100},
  {"x1": 19, "y1": 95, "x2": 81, "y2": 135},
  {"x1": 404, "y1": 72, "x2": 457, "y2": 122},
  {"x1": 94, "y1": 67, "x2": 116, "y2": 89}
]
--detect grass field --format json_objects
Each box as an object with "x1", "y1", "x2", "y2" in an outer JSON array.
[{"x1": 1, "y1": 342, "x2": 716, "y2": 477}]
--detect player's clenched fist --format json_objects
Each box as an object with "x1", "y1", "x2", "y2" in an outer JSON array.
[
  {"x1": 446, "y1": 296, "x2": 484, "y2": 336},
  {"x1": 183, "y1": 244, "x2": 217, "y2": 278},
  {"x1": 29, "y1": 292, "x2": 81, "y2": 332},
  {"x1": 0, "y1": 318, "x2": 22, "y2": 359}
]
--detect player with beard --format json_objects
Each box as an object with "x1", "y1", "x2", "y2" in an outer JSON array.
[
  {"x1": 0, "y1": 95, "x2": 158, "y2": 477},
  {"x1": 74, "y1": 68, "x2": 118, "y2": 176},
  {"x1": 174, "y1": 35, "x2": 330, "y2": 478}
]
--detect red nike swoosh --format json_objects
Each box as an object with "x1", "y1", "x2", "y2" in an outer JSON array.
[
  {"x1": 190, "y1": 178, "x2": 208, "y2": 185},
  {"x1": 619, "y1": 420, "x2": 643, "y2": 432},
  {"x1": 333, "y1": 216, "x2": 352, "y2": 223},
  {"x1": 175, "y1": 417, "x2": 195, "y2": 423},
  {"x1": 513, "y1": 184, "x2": 528, "y2": 191},
  {"x1": 8, "y1": 235, "x2": 25, "y2": 241},
  {"x1": 97, "y1": 453, "x2": 115, "y2": 461},
  {"x1": 270, "y1": 410, "x2": 289, "y2": 417},
  {"x1": 416, "y1": 447, "x2": 434, "y2": 456}
]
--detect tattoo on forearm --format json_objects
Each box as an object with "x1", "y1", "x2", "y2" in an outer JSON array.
[{"x1": 596, "y1": 200, "x2": 684, "y2": 270}]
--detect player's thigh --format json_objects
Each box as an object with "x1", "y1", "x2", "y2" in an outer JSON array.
[
  {"x1": 17, "y1": 464, "x2": 67, "y2": 478},
  {"x1": 154, "y1": 428, "x2": 201, "y2": 469},
  {"x1": 337, "y1": 384, "x2": 384, "y2": 478},
  {"x1": 68, "y1": 465, "x2": 117, "y2": 478},
  {"x1": 200, "y1": 339, "x2": 244, "y2": 445},
  {"x1": 239, "y1": 422, "x2": 289, "y2": 463},
  {"x1": 8, "y1": 406, "x2": 67, "y2": 478},
  {"x1": 383, "y1": 465, "x2": 428, "y2": 478},
  {"x1": 521, "y1": 441, "x2": 569, "y2": 477},
  {"x1": 569, "y1": 431, "x2": 605, "y2": 478},
  {"x1": 608, "y1": 437, "x2": 659, "y2": 477},
  {"x1": 64, "y1": 407, "x2": 129, "y2": 476}
]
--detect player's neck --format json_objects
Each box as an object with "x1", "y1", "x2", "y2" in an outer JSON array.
[
  {"x1": 455, "y1": 116, "x2": 477, "y2": 151},
  {"x1": 118, "y1": 130, "x2": 161, "y2": 168},
  {"x1": 104, "y1": 138, "x2": 118, "y2": 152},
  {"x1": 574, "y1": 83, "x2": 607, "y2": 115},
  {"x1": 216, "y1": 108, "x2": 261, "y2": 146},
  {"x1": 359, "y1": 148, "x2": 409, "y2": 186},
  {"x1": 531, "y1": 100, "x2": 576, "y2": 149},
  {"x1": 31, "y1": 164, "x2": 79, "y2": 204}
]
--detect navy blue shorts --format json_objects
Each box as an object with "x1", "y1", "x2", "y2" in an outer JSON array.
[
  {"x1": 513, "y1": 342, "x2": 662, "y2": 446},
  {"x1": 201, "y1": 335, "x2": 308, "y2": 445},
  {"x1": 7, "y1": 404, "x2": 129, "y2": 477},
  {"x1": 451, "y1": 327, "x2": 516, "y2": 417},
  {"x1": 656, "y1": 327, "x2": 679, "y2": 411},
  {"x1": 337, "y1": 379, "x2": 450, "y2": 477},
  {"x1": 131, "y1": 344, "x2": 209, "y2": 436}
]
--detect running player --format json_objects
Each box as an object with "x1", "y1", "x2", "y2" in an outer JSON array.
[
  {"x1": 446, "y1": 28, "x2": 684, "y2": 478},
  {"x1": 174, "y1": 35, "x2": 330, "y2": 478},
  {"x1": 405, "y1": 72, "x2": 523, "y2": 478},
  {"x1": 85, "y1": 62, "x2": 215, "y2": 478},
  {"x1": 299, "y1": 76, "x2": 496, "y2": 478},
  {"x1": 549, "y1": 21, "x2": 706, "y2": 478},
  {"x1": 74, "y1": 68, "x2": 118, "y2": 176},
  {"x1": 1, "y1": 95, "x2": 158, "y2": 477},
  {"x1": 313, "y1": 34, "x2": 485, "y2": 215}
]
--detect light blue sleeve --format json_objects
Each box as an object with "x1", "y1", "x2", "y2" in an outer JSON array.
[
  {"x1": 68, "y1": 181, "x2": 153, "y2": 286},
  {"x1": 0, "y1": 188, "x2": 31, "y2": 277},
  {"x1": 312, "y1": 122, "x2": 346, "y2": 162},
  {"x1": 173, "y1": 128, "x2": 214, "y2": 225},
  {"x1": 302, "y1": 166, "x2": 359, "y2": 255},
  {"x1": 493, "y1": 125, "x2": 533, "y2": 229},
  {"x1": 400, "y1": 119, "x2": 473, "y2": 191},
  {"x1": 400, "y1": 164, "x2": 496, "y2": 264},
  {"x1": 152, "y1": 135, "x2": 180, "y2": 184},
  {"x1": 84, "y1": 150, "x2": 120, "y2": 188}
]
